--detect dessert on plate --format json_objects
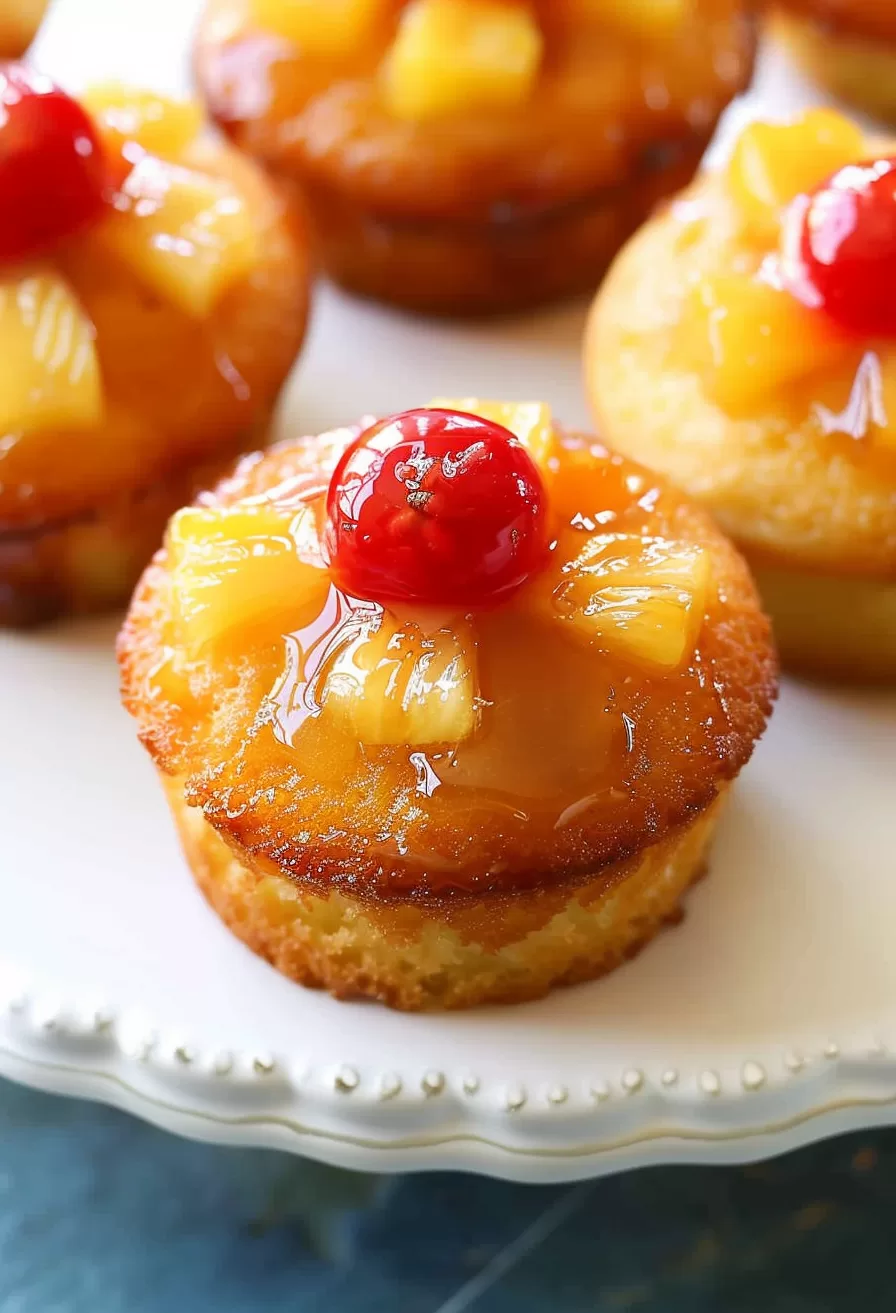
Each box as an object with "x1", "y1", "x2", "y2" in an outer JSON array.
[
  {"x1": 0, "y1": 0, "x2": 48, "y2": 57},
  {"x1": 0, "y1": 67, "x2": 310, "y2": 626},
  {"x1": 769, "y1": 2, "x2": 896, "y2": 123},
  {"x1": 119, "y1": 400, "x2": 776, "y2": 1010},
  {"x1": 193, "y1": 0, "x2": 756, "y2": 315},
  {"x1": 586, "y1": 109, "x2": 896, "y2": 682}
]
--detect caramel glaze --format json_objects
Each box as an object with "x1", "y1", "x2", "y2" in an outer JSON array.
[{"x1": 119, "y1": 423, "x2": 777, "y2": 905}]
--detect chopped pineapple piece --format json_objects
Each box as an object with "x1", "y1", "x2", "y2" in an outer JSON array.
[
  {"x1": 727, "y1": 110, "x2": 865, "y2": 241},
  {"x1": 383, "y1": 0, "x2": 543, "y2": 120},
  {"x1": 426, "y1": 397, "x2": 556, "y2": 468},
  {"x1": 323, "y1": 611, "x2": 477, "y2": 745},
  {"x1": 0, "y1": 270, "x2": 102, "y2": 435},
  {"x1": 681, "y1": 267, "x2": 849, "y2": 413},
  {"x1": 571, "y1": 0, "x2": 688, "y2": 39},
  {"x1": 247, "y1": 0, "x2": 384, "y2": 54},
  {"x1": 97, "y1": 156, "x2": 257, "y2": 317},
  {"x1": 168, "y1": 501, "x2": 329, "y2": 655},
  {"x1": 547, "y1": 534, "x2": 710, "y2": 671},
  {"x1": 82, "y1": 84, "x2": 203, "y2": 162}
]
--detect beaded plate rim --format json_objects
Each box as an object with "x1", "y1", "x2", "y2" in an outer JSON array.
[{"x1": 3, "y1": 980, "x2": 896, "y2": 1182}]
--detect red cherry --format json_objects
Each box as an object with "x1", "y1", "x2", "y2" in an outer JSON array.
[
  {"x1": 790, "y1": 155, "x2": 896, "y2": 336},
  {"x1": 325, "y1": 408, "x2": 548, "y2": 608},
  {"x1": 0, "y1": 63, "x2": 108, "y2": 265}
]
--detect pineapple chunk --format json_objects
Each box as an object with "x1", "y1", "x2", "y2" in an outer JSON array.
[
  {"x1": 168, "y1": 501, "x2": 329, "y2": 655},
  {"x1": 82, "y1": 84, "x2": 203, "y2": 162},
  {"x1": 681, "y1": 267, "x2": 848, "y2": 413},
  {"x1": 548, "y1": 534, "x2": 710, "y2": 672},
  {"x1": 727, "y1": 110, "x2": 864, "y2": 241},
  {"x1": 246, "y1": 0, "x2": 384, "y2": 54},
  {"x1": 426, "y1": 397, "x2": 556, "y2": 468},
  {"x1": 571, "y1": 0, "x2": 687, "y2": 39},
  {"x1": 383, "y1": 0, "x2": 543, "y2": 120},
  {"x1": 323, "y1": 612, "x2": 477, "y2": 745},
  {"x1": 0, "y1": 270, "x2": 102, "y2": 435},
  {"x1": 97, "y1": 156, "x2": 257, "y2": 317}
]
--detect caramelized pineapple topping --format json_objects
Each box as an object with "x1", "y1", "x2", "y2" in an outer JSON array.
[
  {"x1": 165, "y1": 404, "x2": 715, "y2": 753},
  {"x1": 383, "y1": 0, "x2": 543, "y2": 120},
  {"x1": 246, "y1": 0, "x2": 384, "y2": 55},
  {"x1": 167, "y1": 502, "x2": 328, "y2": 656},
  {"x1": 727, "y1": 110, "x2": 864, "y2": 243},
  {"x1": 426, "y1": 398, "x2": 557, "y2": 468},
  {"x1": 545, "y1": 534, "x2": 710, "y2": 671},
  {"x1": 0, "y1": 270, "x2": 102, "y2": 434},
  {"x1": 82, "y1": 85, "x2": 203, "y2": 162},
  {"x1": 322, "y1": 612, "x2": 478, "y2": 746},
  {"x1": 98, "y1": 155, "x2": 258, "y2": 317}
]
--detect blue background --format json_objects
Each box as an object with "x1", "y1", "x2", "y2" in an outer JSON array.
[{"x1": 2, "y1": 1077, "x2": 894, "y2": 1311}]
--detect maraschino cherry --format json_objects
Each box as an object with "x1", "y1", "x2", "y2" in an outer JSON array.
[
  {"x1": 790, "y1": 155, "x2": 896, "y2": 337},
  {"x1": 0, "y1": 63, "x2": 108, "y2": 264},
  {"x1": 325, "y1": 408, "x2": 548, "y2": 608}
]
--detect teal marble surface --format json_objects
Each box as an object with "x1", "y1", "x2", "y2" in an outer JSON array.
[{"x1": 1, "y1": 1076, "x2": 893, "y2": 1311}]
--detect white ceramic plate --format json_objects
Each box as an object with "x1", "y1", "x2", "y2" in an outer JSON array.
[{"x1": 2, "y1": 0, "x2": 894, "y2": 1184}]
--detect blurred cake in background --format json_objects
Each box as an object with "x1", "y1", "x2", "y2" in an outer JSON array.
[
  {"x1": 0, "y1": 0, "x2": 48, "y2": 57},
  {"x1": 586, "y1": 109, "x2": 896, "y2": 681},
  {"x1": 769, "y1": 2, "x2": 896, "y2": 123},
  {"x1": 0, "y1": 69, "x2": 310, "y2": 626},
  {"x1": 194, "y1": 0, "x2": 756, "y2": 315}
]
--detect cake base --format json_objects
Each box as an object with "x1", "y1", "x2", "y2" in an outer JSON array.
[
  {"x1": 751, "y1": 560, "x2": 896, "y2": 684},
  {"x1": 165, "y1": 774, "x2": 726, "y2": 1012},
  {"x1": 771, "y1": 11, "x2": 896, "y2": 123},
  {"x1": 0, "y1": 439, "x2": 255, "y2": 629},
  {"x1": 298, "y1": 133, "x2": 710, "y2": 317}
]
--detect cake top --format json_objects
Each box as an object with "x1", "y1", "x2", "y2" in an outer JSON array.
[
  {"x1": 120, "y1": 401, "x2": 776, "y2": 899},
  {"x1": 0, "y1": 66, "x2": 303, "y2": 529},
  {"x1": 196, "y1": 0, "x2": 752, "y2": 213},
  {"x1": 587, "y1": 108, "x2": 896, "y2": 576},
  {"x1": 676, "y1": 109, "x2": 896, "y2": 449}
]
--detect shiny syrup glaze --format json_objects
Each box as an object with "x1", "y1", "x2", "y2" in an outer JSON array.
[
  {"x1": 0, "y1": 64, "x2": 109, "y2": 264},
  {"x1": 127, "y1": 423, "x2": 776, "y2": 898},
  {"x1": 325, "y1": 409, "x2": 547, "y2": 607}
]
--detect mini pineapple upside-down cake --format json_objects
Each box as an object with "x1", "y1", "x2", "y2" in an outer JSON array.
[
  {"x1": 586, "y1": 110, "x2": 896, "y2": 682},
  {"x1": 118, "y1": 401, "x2": 776, "y2": 1010},
  {"x1": 768, "y1": 1, "x2": 896, "y2": 124},
  {"x1": 0, "y1": 68, "x2": 310, "y2": 626},
  {"x1": 193, "y1": 0, "x2": 755, "y2": 315},
  {"x1": 0, "y1": 1, "x2": 48, "y2": 57}
]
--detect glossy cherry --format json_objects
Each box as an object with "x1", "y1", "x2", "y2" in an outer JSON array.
[
  {"x1": 325, "y1": 409, "x2": 548, "y2": 608},
  {"x1": 790, "y1": 155, "x2": 896, "y2": 337},
  {"x1": 0, "y1": 63, "x2": 108, "y2": 265}
]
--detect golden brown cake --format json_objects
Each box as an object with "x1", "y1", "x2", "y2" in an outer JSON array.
[
  {"x1": 193, "y1": 0, "x2": 755, "y2": 315},
  {"x1": 586, "y1": 109, "x2": 896, "y2": 682},
  {"x1": 0, "y1": 72, "x2": 310, "y2": 626},
  {"x1": 769, "y1": 3, "x2": 896, "y2": 123},
  {"x1": 0, "y1": 0, "x2": 48, "y2": 57},
  {"x1": 118, "y1": 400, "x2": 776, "y2": 1009}
]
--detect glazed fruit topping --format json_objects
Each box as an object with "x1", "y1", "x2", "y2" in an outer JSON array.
[
  {"x1": 0, "y1": 63, "x2": 107, "y2": 264},
  {"x1": 383, "y1": 0, "x2": 543, "y2": 120},
  {"x1": 790, "y1": 155, "x2": 896, "y2": 338},
  {"x1": 325, "y1": 408, "x2": 548, "y2": 608},
  {"x1": 727, "y1": 110, "x2": 864, "y2": 242}
]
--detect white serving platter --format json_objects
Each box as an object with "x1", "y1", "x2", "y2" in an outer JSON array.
[{"x1": 1, "y1": 0, "x2": 894, "y2": 1184}]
